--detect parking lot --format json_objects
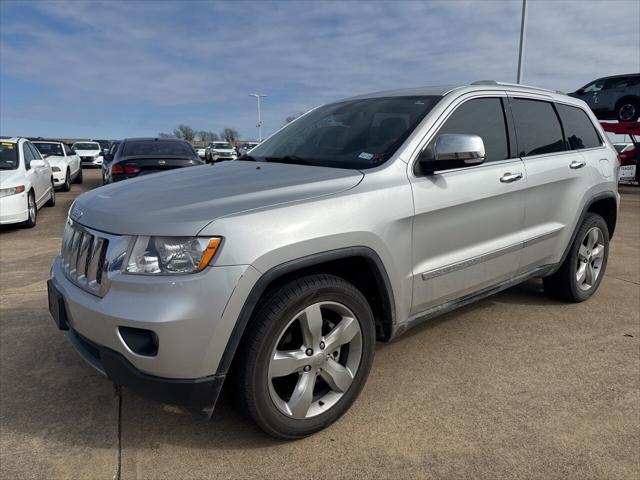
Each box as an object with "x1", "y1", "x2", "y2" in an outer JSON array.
[{"x1": 0, "y1": 168, "x2": 638, "y2": 479}]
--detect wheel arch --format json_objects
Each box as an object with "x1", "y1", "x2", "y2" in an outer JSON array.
[
  {"x1": 614, "y1": 95, "x2": 640, "y2": 114},
  {"x1": 216, "y1": 246, "x2": 396, "y2": 375},
  {"x1": 549, "y1": 191, "x2": 618, "y2": 276}
]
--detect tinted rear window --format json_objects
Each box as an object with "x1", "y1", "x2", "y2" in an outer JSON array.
[
  {"x1": 435, "y1": 98, "x2": 509, "y2": 162},
  {"x1": 511, "y1": 99, "x2": 565, "y2": 157},
  {"x1": 556, "y1": 104, "x2": 601, "y2": 150},
  {"x1": 122, "y1": 140, "x2": 195, "y2": 157}
]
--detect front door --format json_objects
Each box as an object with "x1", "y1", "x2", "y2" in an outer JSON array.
[{"x1": 409, "y1": 95, "x2": 527, "y2": 314}]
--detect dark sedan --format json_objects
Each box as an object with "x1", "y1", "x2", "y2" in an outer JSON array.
[{"x1": 103, "y1": 138, "x2": 204, "y2": 184}]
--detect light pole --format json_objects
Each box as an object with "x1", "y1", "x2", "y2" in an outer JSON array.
[
  {"x1": 249, "y1": 93, "x2": 267, "y2": 141},
  {"x1": 516, "y1": 0, "x2": 528, "y2": 84}
]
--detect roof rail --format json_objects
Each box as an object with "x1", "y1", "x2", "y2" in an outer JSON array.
[{"x1": 471, "y1": 80, "x2": 564, "y2": 95}]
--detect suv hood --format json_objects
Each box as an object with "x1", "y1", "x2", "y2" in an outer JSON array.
[{"x1": 72, "y1": 161, "x2": 363, "y2": 236}]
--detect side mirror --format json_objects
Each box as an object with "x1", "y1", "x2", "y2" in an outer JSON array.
[
  {"x1": 418, "y1": 133, "x2": 485, "y2": 175},
  {"x1": 30, "y1": 159, "x2": 46, "y2": 168}
]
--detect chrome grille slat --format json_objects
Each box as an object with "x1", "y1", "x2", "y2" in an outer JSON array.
[
  {"x1": 60, "y1": 220, "x2": 111, "y2": 297},
  {"x1": 86, "y1": 237, "x2": 104, "y2": 284},
  {"x1": 76, "y1": 234, "x2": 92, "y2": 279}
]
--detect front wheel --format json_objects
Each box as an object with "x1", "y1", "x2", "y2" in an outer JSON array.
[
  {"x1": 62, "y1": 169, "x2": 71, "y2": 191},
  {"x1": 544, "y1": 213, "x2": 609, "y2": 302},
  {"x1": 235, "y1": 274, "x2": 376, "y2": 439},
  {"x1": 45, "y1": 181, "x2": 56, "y2": 207},
  {"x1": 73, "y1": 166, "x2": 83, "y2": 184},
  {"x1": 23, "y1": 192, "x2": 37, "y2": 228}
]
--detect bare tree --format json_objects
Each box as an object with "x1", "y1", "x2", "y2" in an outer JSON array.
[
  {"x1": 158, "y1": 132, "x2": 176, "y2": 138},
  {"x1": 173, "y1": 124, "x2": 196, "y2": 141},
  {"x1": 284, "y1": 113, "x2": 303, "y2": 124},
  {"x1": 197, "y1": 130, "x2": 219, "y2": 142},
  {"x1": 221, "y1": 128, "x2": 239, "y2": 143}
]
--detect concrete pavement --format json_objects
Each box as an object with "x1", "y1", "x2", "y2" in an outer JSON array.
[{"x1": 1, "y1": 169, "x2": 638, "y2": 479}]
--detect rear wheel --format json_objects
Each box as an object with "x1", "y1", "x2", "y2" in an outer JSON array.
[
  {"x1": 544, "y1": 213, "x2": 609, "y2": 302},
  {"x1": 616, "y1": 99, "x2": 640, "y2": 122},
  {"x1": 23, "y1": 192, "x2": 37, "y2": 228},
  {"x1": 235, "y1": 274, "x2": 376, "y2": 439}
]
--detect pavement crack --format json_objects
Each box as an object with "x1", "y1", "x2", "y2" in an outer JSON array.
[
  {"x1": 608, "y1": 275, "x2": 640, "y2": 286},
  {"x1": 113, "y1": 385, "x2": 123, "y2": 480}
]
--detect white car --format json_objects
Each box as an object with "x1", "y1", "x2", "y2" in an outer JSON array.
[
  {"x1": 193, "y1": 145, "x2": 207, "y2": 159},
  {"x1": 72, "y1": 141, "x2": 103, "y2": 167},
  {"x1": 0, "y1": 138, "x2": 55, "y2": 228},
  {"x1": 33, "y1": 141, "x2": 82, "y2": 191},
  {"x1": 206, "y1": 141, "x2": 237, "y2": 162}
]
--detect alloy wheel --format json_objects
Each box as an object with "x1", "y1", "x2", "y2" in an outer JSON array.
[
  {"x1": 576, "y1": 226, "x2": 605, "y2": 291},
  {"x1": 28, "y1": 195, "x2": 36, "y2": 222},
  {"x1": 268, "y1": 301, "x2": 363, "y2": 419}
]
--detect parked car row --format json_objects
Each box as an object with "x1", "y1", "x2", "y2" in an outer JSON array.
[{"x1": 190, "y1": 141, "x2": 260, "y2": 163}]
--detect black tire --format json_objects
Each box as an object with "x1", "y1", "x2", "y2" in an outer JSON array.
[
  {"x1": 616, "y1": 98, "x2": 640, "y2": 122},
  {"x1": 73, "y1": 166, "x2": 83, "y2": 184},
  {"x1": 62, "y1": 169, "x2": 71, "y2": 191},
  {"x1": 543, "y1": 213, "x2": 609, "y2": 302},
  {"x1": 235, "y1": 274, "x2": 376, "y2": 439},
  {"x1": 23, "y1": 191, "x2": 36, "y2": 228},
  {"x1": 45, "y1": 181, "x2": 56, "y2": 207}
]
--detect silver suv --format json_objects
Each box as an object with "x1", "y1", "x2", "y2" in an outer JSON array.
[{"x1": 48, "y1": 81, "x2": 619, "y2": 439}]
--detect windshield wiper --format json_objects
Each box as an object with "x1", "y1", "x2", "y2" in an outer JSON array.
[
  {"x1": 264, "y1": 155, "x2": 313, "y2": 166},
  {"x1": 237, "y1": 154, "x2": 257, "y2": 161}
]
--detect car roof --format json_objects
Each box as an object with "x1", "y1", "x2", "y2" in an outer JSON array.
[
  {"x1": 123, "y1": 137, "x2": 189, "y2": 142},
  {"x1": 1, "y1": 137, "x2": 21, "y2": 143},
  {"x1": 33, "y1": 140, "x2": 63, "y2": 145},
  {"x1": 341, "y1": 80, "x2": 575, "y2": 103}
]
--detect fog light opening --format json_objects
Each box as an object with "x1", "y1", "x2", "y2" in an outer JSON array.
[{"x1": 119, "y1": 326, "x2": 159, "y2": 357}]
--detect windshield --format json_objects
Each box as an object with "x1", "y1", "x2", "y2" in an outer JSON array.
[
  {"x1": 0, "y1": 142, "x2": 18, "y2": 170},
  {"x1": 122, "y1": 140, "x2": 196, "y2": 157},
  {"x1": 73, "y1": 142, "x2": 100, "y2": 150},
  {"x1": 248, "y1": 96, "x2": 441, "y2": 169},
  {"x1": 34, "y1": 142, "x2": 64, "y2": 156},
  {"x1": 211, "y1": 142, "x2": 232, "y2": 149}
]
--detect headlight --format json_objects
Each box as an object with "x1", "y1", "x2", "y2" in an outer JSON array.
[
  {"x1": 52, "y1": 166, "x2": 61, "y2": 172},
  {"x1": 0, "y1": 185, "x2": 25, "y2": 198},
  {"x1": 125, "y1": 236, "x2": 221, "y2": 274}
]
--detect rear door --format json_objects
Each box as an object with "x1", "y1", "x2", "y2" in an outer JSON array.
[
  {"x1": 409, "y1": 93, "x2": 527, "y2": 314},
  {"x1": 509, "y1": 96, "x2": 593, "y2": 270}
]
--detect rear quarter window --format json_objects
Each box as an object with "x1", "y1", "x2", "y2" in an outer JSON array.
[
  {"x1": 556, "y1": 104, "x2": 602, "y2": 150},
  {"x1": 511, "y1": 98, "x2": 565, "y2": 157}
]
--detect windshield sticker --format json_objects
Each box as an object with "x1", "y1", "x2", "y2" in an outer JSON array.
[{"x1": 358, "y1": 152, "x2": 374, "y2": 160}]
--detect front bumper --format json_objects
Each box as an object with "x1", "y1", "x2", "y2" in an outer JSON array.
[
  {"x1": 67, "y1": 326, "x2": 225, "y2": 414},
  {"x1": 0, "y1": 193, "x2": 28, "y2": 225},
  {"x1": 49, "y1": 255, "x2": 258, "y2": 412},
  {"x1": 52, "y1": 169, "x2": 67, "y2": 186}
]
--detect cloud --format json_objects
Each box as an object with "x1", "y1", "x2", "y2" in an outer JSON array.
[{"x1": 1, "y1": 0, "x2": 638, "y2": 138}]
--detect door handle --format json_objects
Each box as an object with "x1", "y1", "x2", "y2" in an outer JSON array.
[
  {"x1": 500, "y1": 172, "x2": 523, "y2": 183},
  {"x1": 569, "y1": 160, "x2": 586, "y2": 169}
]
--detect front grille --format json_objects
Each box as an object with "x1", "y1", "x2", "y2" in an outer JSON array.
[
  {"x1": 81, "y1": 156, "x2": 95, "y2": 162},
  {"x1": 61, "y1": 221, "x2": 110, "y2": 296}
]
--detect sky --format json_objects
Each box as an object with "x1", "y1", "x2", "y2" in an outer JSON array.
[{"x1": 1, "y1": 0, "x2": 638, "y2": 141}]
